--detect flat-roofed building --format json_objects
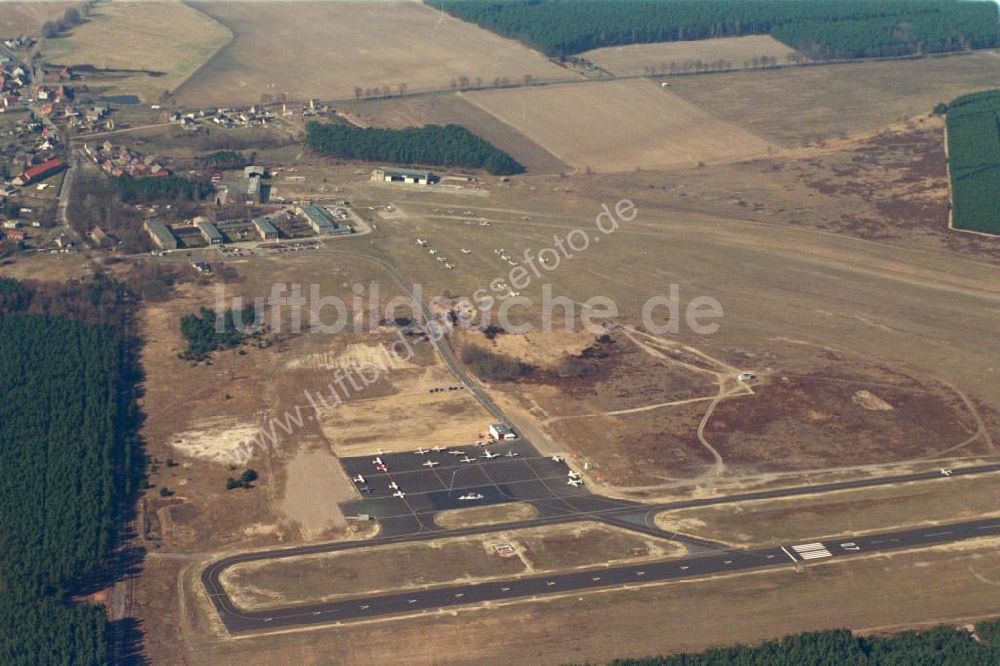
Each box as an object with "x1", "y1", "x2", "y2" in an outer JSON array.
[
  {"x1": 195, "y1": 218, "x2": 224, "y2": 245},
  {"x1": 252, "y1": 215, "x2": 279, "y2": 240},
  {"x1": 144, "y1": 219, "x2": 177, "y2": 250}
]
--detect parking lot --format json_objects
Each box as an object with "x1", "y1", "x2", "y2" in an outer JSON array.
[{"x1": 338, "y1": 438, "x2": 621, "y2": 535}]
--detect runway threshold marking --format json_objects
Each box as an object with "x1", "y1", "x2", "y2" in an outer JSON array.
[{"x1": 780, "y1": 546, "x2": 798, "y2": 563}]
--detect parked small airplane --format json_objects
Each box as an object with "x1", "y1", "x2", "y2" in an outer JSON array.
[
  {"x1": 423, "y1": 460, "x2": 440, "y2": 468},
  {"x1": 481, "y1": 450, "x2": 500, "y2": 460},
  {"x1": 372, "y1": 456, "x2": 383, "y2": 466},
  {"x1": 431, "y1": 446, "x2": 445, "y2": 452},
  {"x1": 414, "y1": 447, "x2": 429, "y2": 455},
  {"x1": 941, "y1": 468, "x2": 954, "y2": 476},
  {"x1": 459, "y1": 493, "x2": 484, "y2": 501},
  {"x1": 376, "y1": 464, "x2": 388, "y2": 472},
  {"x1": 388, "y1": 482, "x2": 400, "y2": 491},
  {"x1": 551, "y1": 455, "x2": 564, "y2": 463},
  {"x1": 567, "y1": 470, "x2": 581, "y2": 479},
  {"x1": 393, "y1": 490, "x2": 406, "y2": 499},
  {"x1": 505, "y1": 451, "x2": 519, "y2": 458},
  {"x1": 352, "y1": 474, "x2": 366, "y2": 484},
  {"x1": 460, "y1": 456, "x2": 477, "y2": 463},
  {"x1": 567, "y1": 478, "x2": 583, "y2": 487},
  {"x1": 448, "y1": 450, "x2": 466, "y2": 456},
  {"x1": 461, "y1": 248, "x2": 472, "y2": 254}
]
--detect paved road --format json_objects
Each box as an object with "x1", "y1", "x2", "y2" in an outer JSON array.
[{"x1": 209, "y1": 516, "x2": 1000, "y2": 633}]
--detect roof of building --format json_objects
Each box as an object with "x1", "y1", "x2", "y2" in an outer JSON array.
[
  {"x1": 144, "y1": 219, "x2": 176, "y2": 246},
  {"x1": 20, "y1": 157, "x2": 64, "y2": 181},
  {"x1": 377, "y1": 167, "x2": 434, "y2": 178},
  {"x1": 252, "y1": 216, "x2": 279, "y2": 235},
  {"x1": 299, "y1": 204, "x2": 337, "y2": 230},
  {"x1": 491, "y1": 423, "x2": 515, "y2": 435},
  {"x1": 195, "y1": 218, "x2": 223, "y2": 242}
]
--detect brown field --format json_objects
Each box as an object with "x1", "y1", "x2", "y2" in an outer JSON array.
[
  {"x1": 0, "y1": 1, "x2": 76, "y2": 34},
  {"x1": 175, "y1": 1, "x2": 569, "y2": 107},
  {"x1": 217, "y1": 521, "x2": 682, "y2": 610},
  {"x1": 339, "y1": 94, "x2": 571, "y2": 174},
  {"x1": 42, "y1": 0, "x2": 231, "y2": 103},
  {"x1": 656, "y1": 473, "x2": 1000, "y2": 546},
  {"x1": 464, "y1": 79, "x2": 777, "y2": 172},
  {"x1": 583, "y1": 35, "x2": 801, "y2": 76},
  {"x1": 668, "y1": 51, "x2": 1000, "y2": 146},
  {"x1": 434, "y1": 501, "x2": 538, "y2": 529}
]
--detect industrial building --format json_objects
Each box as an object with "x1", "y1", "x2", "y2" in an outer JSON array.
[
  {"x1": 371, "y1": 167, "x2": 434, "y2": 185},
  {"x1": 296, "y1": 204, "x2": 351, "y2": 236},
  {"x1": 144, "y1": 219, "x2": 177, "y2": 250},
  {"x1": 252, "y1": 215, "x2": 279, "y2": 240},
  {"x1": 194, "y1": 217, "x2": 224, "y2": 245}
]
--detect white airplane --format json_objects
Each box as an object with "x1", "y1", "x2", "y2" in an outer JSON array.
[
  {"x1": 416, "y1": 239, "x2": 428, "y2": 247},
  {"x1": 567, "y1": 478, "x2": 583, "y2": 487},
  {"x1": 551, "y1": 455, "x2": 564, "y2": 463},
  {"x1": 505, "y1": 451, "x2": 519, "y2": 458},
  {"x1": 429, "y1": 248, "x2": 437, "y2": 255},
  {"x1": 459, "y1": 493, "x2": 484, "y2": 501},
  {"x1": 444, "y1": 263, "x2": 454, "y2": 270},
  {"x1": 393, "y1": 490, "x2": 406, "y2": 499},
  {"x1": 423, "y1": 460, "x2": 440, "y2": 468},
  {"x1": 941, "y1": 468, "x2": 954, "y2": 476},
  {"x1": 431, "y1": 446, "x2": 445, "y2": 452},
  {"x1": 481, "y1": 450, "x2": 500, "y2": 460},
  {"x1": 460, "y1": 456, "x2": 477, "y2": 464},
  {"x1": 372, "y1": 456, "x2": 384, "y2": 466},
  {"x1": 388, "y1": 482, "x2": 400, "y2": 491},
  {"x1": 414, "y1": 447, "x2": 429, "y2": 455},
  {"x1": 352, "y1": 474, "x2": 366, "y2": 484},
  {"x1": 461, "y1": 248, "x2": 472, "y2": 254},
  {"x1": 448, "y1": 449, "x2": 466, "y2": 456},
  {"x1": 567, "y1": 470, "x2": 581, "y2": 480}
]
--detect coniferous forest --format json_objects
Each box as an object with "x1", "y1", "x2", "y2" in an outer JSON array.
[
  {"x1": 610, "y1": 625, "x2": 1000, "y2": 665},
  {"x1": 944, "y1": 88, "x2": 1000, "y2": 234},
  {"x1": 0, "y1": 277, "x2": 143, "y2": 664},
  {"x1": 432, "y1": 0, "x2": 1000, "y2": 60},
  {"x1": 305, "y1": 122, "x2": 526, "y2": 175}
]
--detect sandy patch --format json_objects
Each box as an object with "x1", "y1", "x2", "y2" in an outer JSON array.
[
  {"x1": 285, "y1": 341, "x2": 413, "y2": 372},
  {"x1": 168, "y1": 417, "x2": 260, "y2": 465},
  {"x1": 280, "y1": 448, "x2": 348, "y2": 539},
  {"x1": 853, "y1": 390, "x2": 894, "y2": 411}
]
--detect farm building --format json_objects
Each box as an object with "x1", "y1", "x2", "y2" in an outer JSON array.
[
  {"x1": 371, "y1": 167, "x2": 435, "y2": 185},
  {"x1": 195, "y1": 217, "x2": 224, "y2": 245},
  {"x1": 244, "y1": 165, "x2": 266, "y2": 179},
  {"x1": 12, "y1": 158, "x2": 65, "y2": 186},
  {"x1": 252, "y1": 215, "x2": 279, "y2": 240},
  {"x1": 489, "y1": 423, "x2": 517, "y2": 441},
  {"x1": 144, "y1": 219, "x2": 177, "y2": 250}
]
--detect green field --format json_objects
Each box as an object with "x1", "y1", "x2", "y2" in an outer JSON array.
[{"x1": 946, "y1": 89, "x2": 1000, "y2": 234}]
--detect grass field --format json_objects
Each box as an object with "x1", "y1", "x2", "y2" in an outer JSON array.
[
  {"x1": 656, "y1": 473, "x2": 1000, "y2": 546},
  {"x1": 42, "y1": 0, "x2": 230, "y2": 103},
  {"x1": 0, "y1": 1, "x2": 76, "y2": 35},
  {"x1": 218, "y1": 522, "x2": 680, "y2": 610},
  {"x1": 465, "y1": 79, "x2": 777, "y2": 172},
  {"x1": 339, "y1": 94, "x2": 570, "y2": 174},
  {"x1": 669, "y1": 52, "x2": 1000, "y2": 146},
  {"x1": 175, "y1": 1, "x2": 569, "y2": 107},
  {"x1": 583, "y1": 35, "x2": 801, "y2": 76}
]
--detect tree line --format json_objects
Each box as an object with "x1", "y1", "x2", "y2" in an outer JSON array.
[
  {"x1": 0, "y1": 276, "x2": 143, "y2": 664},
  {"x1": 608, "y1": 624, "x2": 1000, "y2": 664},
  {"x1": 305, "y1": 122, "x2": 525, "y2": 175},
  {"x1": 433, "y1": 0, "x2": 1000, "y2": 60},
  {"x1": 111, "y1": 174, "x2": 215, "y2": 204},
  {"x1": 944, "y1": 88, "x2": 1000, "y2": 235},
  {"x1": 180, "y1": 304, "x2": 258, "y2": 361},
  {"x1": 41, "y1": 1, "x2": 97, "y2": 39}
]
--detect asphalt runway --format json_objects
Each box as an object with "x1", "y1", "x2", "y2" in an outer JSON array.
[{"x1": 208, "y1": 516, "x2": 1000, "y2": 633}]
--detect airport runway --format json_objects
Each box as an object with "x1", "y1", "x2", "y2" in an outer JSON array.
[{"x1": 208, "y1": 516, "x2": 1000, "y2": 633}]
